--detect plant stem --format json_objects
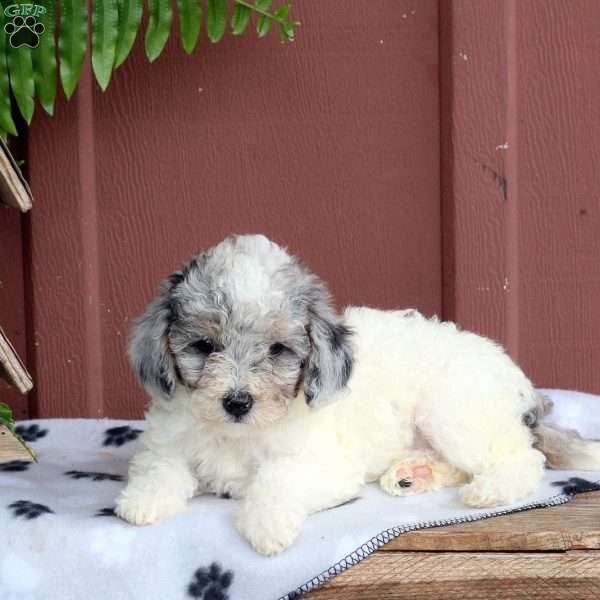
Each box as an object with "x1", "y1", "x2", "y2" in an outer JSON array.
[{"x1": 233, "y1": 0, "x2": 299, "y2": 26}]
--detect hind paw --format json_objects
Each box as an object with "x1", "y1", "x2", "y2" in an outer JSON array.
[{"x1": 380, "y1": 451, "x2": 467, "y2": 497}]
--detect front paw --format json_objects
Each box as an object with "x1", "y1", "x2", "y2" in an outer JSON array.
[
  {"x1": 235, "y1": 502, "x2": 306, "y2": 556},
  {"x1": 115, "y1": 487, "x2": 187, "y2": 526}
]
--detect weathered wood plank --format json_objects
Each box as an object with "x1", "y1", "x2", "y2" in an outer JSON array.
[
  {"x1": 0, "y1": 326, "x2": 32, "y2": 394},
  {"x1": 0, "y1": 139, "x2": 32, "y2": 212},
  {"x1": 382, "y1": 491, "x2": 600, "y2": 552},
  {"x1": 0, "y1": 204, "x2": 29, "y2": 419},
  {"x1": 0, "y1": 424, "x2": 33, "y2": 463},
  {"x1": 307, "y1": 551, "x2": 600, "y2": 599}
]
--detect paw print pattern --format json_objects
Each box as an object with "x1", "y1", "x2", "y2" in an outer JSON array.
[
  {"x1": 14, "y1": 423, "x2": 48, "y2": 443},
  {"x1": 553, "y1": 477, "x2": 600, "y2": 496},
  {"x1": 0, "y1": 460, "x2": 31, "y2": 472},
  {"x1": 8, "y1": 500, "x2": 54, "y2": 519},
  {"x1": 187, "y1": 562, "x2": 233, "y2": 600},
  {"x1": 65, "y1": 470, "x2": 123, "y2": 482},
  {"x1": 4, "y1": 15, "x2": 45, "y2": 49},
  {"x1": 103, "y1": 425, "x2": 143, "y2": 447},
  {"x1": 95, "y1": 507, "x2": 117, "y2": 517}
]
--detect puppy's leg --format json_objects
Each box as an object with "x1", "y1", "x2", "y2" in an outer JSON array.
[
  {"x1": 379, "y1": 450, "x2": 468, "y2": 497},
  {"x1": 236, "y1": 455, "x2": 362, "y2": 556},
  {"x1": 457, "y1": 449, "x2": 544, "y2": 508},
  {"x1": 115, "y1": 448, "x2": 198, "y2": 525},
  {"x1": 420, "y1": 386, "x2": 545, "y2": 508}
]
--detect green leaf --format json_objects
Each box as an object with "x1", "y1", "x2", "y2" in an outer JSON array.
[
  {"x1": 7, "y1": 44, "x2": 35, "y2": 124},
  {"x1": 59, "y1": 0, "x2": 88, "y2": 99},
  {"x1": 145, "y1": 0, "x2": 173, "y2": 62},
  {"x1": 279, "y1": 23, "x2": 294, "y2": 41},
  {"x1": 277, "y1": 7, "x2": 296, "y2": 43},
  {"x1": 177, "y1": 0, "x2": 201, "y2": 54},
  {"x1": 206, "y1": 0, "x2": 226, "y2": 43},
  {"x1": 0, "y1": 4, "x2": 18, "y2": 134},
  {"x1": 273, "y1": 4, "x2": 288, "y2": 19},
  {"x1": 0, "y1": 401, "x2": 37, "y2": 461},
  {"x1": 92, "y1": 0, "x2": 119, "y2": 90},
  {"x1": 256, "y1": 14, "x2": 272, "y2": 37},
  {"x1": 231, "y1": 3, "x2": 251, "y2": 36},
  {"x1": 255, "y1": 0, "x2": 273, "y2": 37},
  {"x1": 0, "y1": 402, "x2": 13, "y2": 427},
  {"x1": 32, "y1": 1, "x2": 57, "y2": 115},
  {"x1": 114, "y1": 0, "x2": 143, "y2": 68}
]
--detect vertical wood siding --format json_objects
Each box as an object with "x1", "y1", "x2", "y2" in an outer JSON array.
[
  {"x1": 2, "y1": 1, "x2": 599, "y2": 417},
  {"x1": 17, "y1": 0, "x2": 441, "y2": 417},
  {"x1": 441, "y1": 0, "x2": 600, "y2": 393},
  {"x1": 0, "y1": 207, "x2": 28, "y2": 418}
]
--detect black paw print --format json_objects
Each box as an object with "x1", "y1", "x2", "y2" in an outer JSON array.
[
  {"x1": 0, "y1": 460, "x2": 31, "y2": 472},
  {"x1": 95, "y1": 507, "x2": 117, "y2": 517},
  {"x1": 187, "y1": 562, "x2": 233, "y2": 600},
  {"x1": 14, "y1": 423, "x2": 48, "y2": 442},
  {"x1": 103, "y1": 425, "x2": 143, "y2": 447},
  {"x1": 8, "y1": 500, "x2": 54, "y2": 519},
  {"x1": 4, "y1": 15, "x2": 45, "y2": 49},
  {"x1": 65, "y1": 470, "x2": 123, "y2": 482},
  {"x1": 553, "y1": 477, "x2": 600, "y2": 496}
]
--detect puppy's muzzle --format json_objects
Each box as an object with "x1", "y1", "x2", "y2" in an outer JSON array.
[{"x1": 222, "y1": 392, "x2": 254, "y2": 419}]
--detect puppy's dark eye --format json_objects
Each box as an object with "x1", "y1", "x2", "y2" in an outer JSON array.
[
  {"x1": 269, "y1": 343, "x2": 287, "y2": 357},
  {"x1": 189, "y1": 338, "x2": 215, "y2": 355}
]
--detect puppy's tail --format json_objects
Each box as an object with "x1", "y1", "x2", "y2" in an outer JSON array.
[
  {"x1": 530, "y1": 393, "x2": 600, "y2": 470},
  {"x1": 534, "y1": 424, "x2": 600, "y2": 470},
  {"x1": 523, "y1": 392, "x2": 600, "y2": 471}
]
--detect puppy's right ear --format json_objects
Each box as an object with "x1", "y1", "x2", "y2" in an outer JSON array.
[{"x1": 128, "y1": 275, "x2": 181, "y2": 400}]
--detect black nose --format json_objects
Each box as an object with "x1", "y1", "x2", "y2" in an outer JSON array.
[{"x1": 222, "y1": 392, "x2": 254, "y2": 418}]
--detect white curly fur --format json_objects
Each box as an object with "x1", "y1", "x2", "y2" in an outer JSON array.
[{"x1": 115, "y1": 235, "x2": 592, "y2": 556}]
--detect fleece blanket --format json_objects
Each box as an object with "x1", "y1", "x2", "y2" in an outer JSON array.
[{"x1": 1, "y1": 389, "x2": 599, "y2": 600}]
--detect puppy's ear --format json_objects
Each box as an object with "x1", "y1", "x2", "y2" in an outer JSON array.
[
  {"x1": 302, "y1": 281, "x2": 354, "y2": 407},
  {"x1": 128, "y1": 274, "x2": 181, "y2": 400}
]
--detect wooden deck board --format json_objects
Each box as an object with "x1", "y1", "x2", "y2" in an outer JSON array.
[
  {"x1": 382, "y1": 491, "x2": 600, "y2": 552},
  {"x1": 307, "y1": 551, "x2": 600, "y2": 599},
  {"x1": 306, "y1": 492, "x2": 600, "y2": 599}
]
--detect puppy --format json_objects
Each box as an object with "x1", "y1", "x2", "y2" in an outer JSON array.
[{"x1": 115, "y1": 234, "x2": 600, "y2": 555}]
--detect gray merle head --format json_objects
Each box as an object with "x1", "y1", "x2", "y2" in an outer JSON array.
[{"x1": 129, "y1": 235, "x2": 354, "y2": 428}]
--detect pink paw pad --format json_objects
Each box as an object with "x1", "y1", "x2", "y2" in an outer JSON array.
[{"x1": 396, "y1": 464, "x2": 433, "y2": 490}]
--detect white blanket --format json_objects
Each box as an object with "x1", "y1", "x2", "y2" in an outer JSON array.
[{"x1": 1, "y1": 389, "x2": 599, "y2": 600}]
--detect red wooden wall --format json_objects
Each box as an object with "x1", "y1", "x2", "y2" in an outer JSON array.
[
  {"x1": 0, "y1": 205, "x2": 28, "y2": 418},
  {"x1": 1, "y1": 1, "x2": 599, "y2": 418},
  {"x1": 441, "y1": 0, "x2": 600, "y2": 392}
]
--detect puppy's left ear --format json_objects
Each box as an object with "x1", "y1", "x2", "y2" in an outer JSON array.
[{"x1": 303, "y1": 285, "x2": 354, "y2": 407}]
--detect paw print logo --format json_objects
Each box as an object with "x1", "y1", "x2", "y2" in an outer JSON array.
[
  {"x1": 187, "y1": 562, "x2": 233, "y2": 600},
  {"x1": 8, "y1": 500, "x2": 54, "y2": 519},
  {"x1": 4, "y1": 15, "x2": 45, "y2": 49},
  {"x1": 14, "y1": 423, "x2": 48, "y2": 442},
  {"x1": 103, "y1": 425, "x2": 143, "y2": 447},
  {"x1": 65, "y1": 470, "x2": 124, "y2": 482},
  {"x1": 0, "y1": 460, "x2": 31, "y2": 472},
  {"x1": 95, "y1": 507, "x2": 117, "y2": 517},
  {"x1": 89, "y1": 524, "x2": 136, "y2": 567},
  {"x1": 553, "y1": 477, "x2": 600, "y2": 496}
]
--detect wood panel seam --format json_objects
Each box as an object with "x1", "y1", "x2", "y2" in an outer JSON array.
[
  {"x1": 77, "y1": 53, "x2": 104, "y2": 417},
  {"x1": 505, "y1": 0, "x2": 520, "y2": 359}
]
